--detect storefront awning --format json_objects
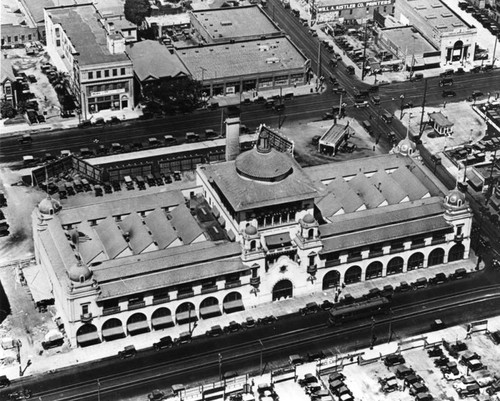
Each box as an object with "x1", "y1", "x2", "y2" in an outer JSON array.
[
  {"x1": 127, "y1": 320, "x2": 150, "y2": 335},
  {"x1": 77, "y1": 331, "x2": 100, "y2": 345},
  {"x1": 199, "y1": 304, "x2": 221, "y2": 318},
  {"x1": 151, "y1": 314, "x2": 174, "y2": 329},
  {"x1": 102, "y1": 326, "x2": 125, "y2": 339},
  {"x1": 23, "y1": 265, "x2": 53, "y2": 303},
  {"x1": 176, "y1": 311, "x2": 198, "y2": 325},
  {"x1": 223, "y1": 299, "x2": 245, "y2": 313}
]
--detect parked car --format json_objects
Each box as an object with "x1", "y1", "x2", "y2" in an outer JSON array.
[
  {"x1": 118, "y1": 345, "x2": 137, "y2": 359},
  {"x1": 153, "y1": 336, "x2": 173, "y2": 351},
  {"x1": 384, "y1": 353, "x2": 405, "y2": 367},
  {"x1": 300, "y1": 302, "x2": 320, "y2": 315},
  {"x1": 206, "y1": 325, "x2": 224, "y2": 337},
  {"x1": 224, "y1": 321, "x2": 242, "y2": 333},
  {"x1": 242, "y1": 316, "x2": 256, "y2": 329},
  {"x1": 257, "y1": 315, "x2": 277, "y2": 325}
]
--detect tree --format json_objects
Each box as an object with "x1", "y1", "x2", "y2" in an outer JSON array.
[
  {"x1": 0, "y1": 101, "x2": 16, "y2": 119},
  {"x1": 124, "y1": 0, "x2": 151, "y2": 26},
  {"x1": 143, "y1": 78, "x2": 202, "y2": 114}
]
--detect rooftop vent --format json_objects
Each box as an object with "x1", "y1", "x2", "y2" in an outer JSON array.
[
  {"x1": 415, "y1": 5, "x2": 426, "y2": 10},
  {"x1": 441, "y1": 12, "x2": 452, "y2": 17},
  {"x1": 220, "y1": 20, "x2": 232, "y2": 26},
  {"x1": 431, "y1": 3, "x2": 443, "y2": 7},
  {"x1": 259, "y1": 45, "x2": 270, "y2": 51},
  {"x1": 266, "y1": 57, "x2": 280, "y2": 63},
  {"x1": 426, "y1": 14, "x2": 437, "y2": 19}
]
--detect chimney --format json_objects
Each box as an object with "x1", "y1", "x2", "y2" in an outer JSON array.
[{"x1": 225, "y1": 116, "x2": 241, "y2": 161}]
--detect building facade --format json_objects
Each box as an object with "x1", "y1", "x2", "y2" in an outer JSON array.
[
  {"x1": 44, "y1": 4, "x2": 135, "y2": 118},
  {"x1": 395, "y1": 0, "x2": 477, "y2": 66},
  {"x1": 310, "y1": 0, "x2": 395, "y2": 24},
  {"x1": 1, "y1": 59, "x2": 17, "y2": 107},
  {"x1": 32, "y1": 129, "x2": 473, "y2": 348}
]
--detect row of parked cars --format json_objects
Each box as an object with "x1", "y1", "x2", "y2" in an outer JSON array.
[
  {"x1": 0, "y1": 192, "x2": 8, "y2": 238},
  {"x1": 459, "y1": 1, "x2": 500, "y2": 36}
]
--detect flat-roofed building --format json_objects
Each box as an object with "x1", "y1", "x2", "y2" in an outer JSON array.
[
  {"x1": 32, "y1": 128, "x2": 473, "y2": 347},
  {"x1": 44, "y1": 4, "x2": 135, "y2": 118},
  {"x1": 379, "y1": 26, "x2": 441, "y2": 70},
  {"x1": 395, "y1": 0, "x2": 477, "y2": 65},
  {"x1": 310, "y1": 0, "x2": 395, "y2": 24},
  {"x1": 190, "y1": 5, "x2": 282, "y2": 44},
  {"x1": 177, "y1": 37, "x2": 310, "y2": 96}
]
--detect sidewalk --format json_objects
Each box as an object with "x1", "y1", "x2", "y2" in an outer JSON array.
[{"x1": 1, "y1": 253, "x2": 479, "y2": 383}]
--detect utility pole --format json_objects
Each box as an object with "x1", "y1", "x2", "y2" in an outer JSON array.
[
  {"x1": 317, "y1": 41, "x2": 322, "y2": 81},
  {"x1": 492, "y1": 35, "x2": 498, "y2": 68},
  {"x1": 361, "y1": 21, "x2": 368, "y2": 81},
  {"x1": 418, "y1": 78, "x2": 428, "y2": 139}
]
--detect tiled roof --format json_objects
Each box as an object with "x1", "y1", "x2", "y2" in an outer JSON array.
[
  {"x1": 201, "y1": 155, "x2": 320, "y2": 212},
  {"x1": 169, "y1": 204, "x2": 204, "y2": 245},
  {"x1": 119, "y1": 213, "x2": 155, "y2": 254},
  {"x1": 326, "y1": 178, "x2": 365, "y2": 213},
  {"x1": 94, "y1": 217, "x2": 129, "y2": 259},
  {"x1": 98, "y1": 257, "x2": 246, "y2": 300},
  {"x1": 177, "y1": 37, "x2": 307, "y2": 81},
  {"x1": 46, "y1": 4, "x2": 130, "y2": 66},
  {"x1": 75, "y1": 220, "x2": 104, "y2": 265},
  {"x1": 390, "y1": 166, "x2": 430, "y2": 200},
  {"x1": 319, "y1": 197, "x2": 445, "y2": 238},
  {"x1": 320, "y1": 124, "x2": 352, "y2": 145},
  {"x1": 126, "y1": 40, "x2": 189, "y2": 82},
  {"x1": 93, "y1": 241, "x2": 242, "y2": 282},
  {"x1": 348, "y1": 173, "x2": 386, "y2": 209},
  {"x1": 144, "y1": 209, "x2": 178, "y2": 249},
  {"x1": 320, "y1": 215, "x2": 452, "y2": 254},
  {"x1": 370, "y1": 170, "x2": 408, "y2": 204},
  {"x1": 0, "y1": 58, "x2": 15, "y2": 84},
  {"x1": 59, "y1": 190, "x2": 184, "y2": 226},
  {"x1": 315, "y1": 192, "x2": 344, "y2": 218}
]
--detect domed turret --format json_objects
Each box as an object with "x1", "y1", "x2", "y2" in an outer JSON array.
[
  {"x1": 445, "y1": 187, "x2": 467, "y2": 208},
  {"x1": 245, "y1": 225, "x2": 258, "y2": 236},
  {"x1": 68, "y1": 263, "x2": 92, "y2": 283},
  {"x1": 38, "y1": 196, "x2": 61, "y2": 215},
  {"x1": 302, "y1": 213, "x2": 315, "y2": 224},
  {"x1": 396, "y1": 137, "x2": 416, "y2": 156}
]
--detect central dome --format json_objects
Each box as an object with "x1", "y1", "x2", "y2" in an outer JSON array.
[{"x1": 235, "y1": 131, "x2": 294, "y2": 182}]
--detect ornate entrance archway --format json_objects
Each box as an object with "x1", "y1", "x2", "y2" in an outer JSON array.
[
  {"x1": 323, "y1": 270, "x2": 340, "y2": 290},
  {"x1": 272, "y1": 279, "x2": 293, "y2": 301}
]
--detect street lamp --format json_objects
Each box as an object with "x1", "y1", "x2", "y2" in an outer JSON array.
[{"x1": 400, "y1": 94, "x2": 405, "y2": 119}]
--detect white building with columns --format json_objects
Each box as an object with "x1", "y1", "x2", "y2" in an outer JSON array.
[{"x1": 31, "y1": 130, "x2": 472, "y2": 347}]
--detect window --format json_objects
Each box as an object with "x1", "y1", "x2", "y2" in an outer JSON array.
[
  {"x1": 88, "y1": 71, "x2": 93, "y2": 79},
  {"x1": 457, "y1": 225, "x2": 463, "y2": 235},
  {"x1": 14, "y1": 36, "x2": 18, "y2": 42},
  {"x1": 56, "y1": 39, "x2": 61, "y2": 47},
  {"x1": 21, "y1": 35, "x2": 25, "y2": 41},
  {"x1": 96, "y1": 71, "x2": 101, "y2": 79},
  {"x1": 112, "y1": 68, "x2": 117, "y2": 76},
  {"x1": 120, "y1": 67, "x2": 126, "y2": 75},
  {"x1": 55, "y1": 27, "x2": 60, "y2": 38},
  {"x1": 81, "y1": 304, "x2": 89, "y2": 314},
  {"x1": 350, "y1": 9, "x2": 353, "y2": 14},
  {"x1": 28, "y1": 34, "x2": 32, "y2": 40},
  {"x1": 7, "y1": 37, "x2": 11, "y2": 43},
  {"x1": 104, "y1": 70, "x2": 109, "y2": 77}
]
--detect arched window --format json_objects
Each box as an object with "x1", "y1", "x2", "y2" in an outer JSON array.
[
  {"x1": 448, "y1": 243, "x2": 465, "y2": 262},
  {"x1": 428, "y1": 248, "x2": 445, "y2": 266},
  {"x1": 408, "y1": 252, "x2": 424, "y2": 270},
  {"x1": 365, "y1": 261, "x2": 383, "y2": 280},
  {"x1": 344, "y1": 266, "x2": 362, "y2": 284},
  {"x1": 322, "y1": 270, "x2": 340, "y2": 290},
  {"x1": 387, "y1": 257, "x2": 404, "y2": 275}
]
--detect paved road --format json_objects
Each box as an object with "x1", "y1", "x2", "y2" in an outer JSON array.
[{"x1": 2, "y1": 268, "x2": 499, "y2": 400}]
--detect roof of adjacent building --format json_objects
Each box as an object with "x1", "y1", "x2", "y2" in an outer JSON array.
[
  {"x1": 319, "y1": 124, "x2": 352, "y2": 146},
  {"x1": 200, "y1": 149, "x2": 320, "y2": 212},
  {"x1": 126, "y1": 40, "x2": 190, "y2": 82},
  {"x1": 45, "y1": 4, "x2": 130, "y2": 66},
  {"x1": 144, "y1": 209, "x2": 178, "y2": 249},
  {"x1": 93, "y1": 240, "x2": 242, "y2": 284},
  {"x1": 191, "y1": 6, "x2": 281, "y2": 41},
  {"x1": 146, "y1": 13, "x2": 191, "y2": 27},
  {"x1": 320, "y1": 214, "x2": 452, "y2": 254},
  {"x1": 308, "y1": 154, "x2": 447, "y2": 222},
  {"x1": 59, "y1": 191, "x2": 184, "y2": 226},
  {"x1": 118, "y1": 212, "x2": 156, "y2": 254},
  {"x1": 94, "y1": 217, "x2": 129, "y2": 259},
  {"x1": 319, "y1": 196, "x2": 445, "y2": 238},
  {"x1": 177, "y1": 37, "x2": 308, "y2": 81},
  {"x1": 403, "y1": 0, "x2": 473, "y2": 32},
  {"x1": 429, "y1": 112, "x2": 454, "y2": 127},
  {"x1": 169, "y1": 204, "x2": 205, "y2": 244},
  {"x1": 380, "y1": 26, "x2": 437, "y2": 54},
  {"x1": 98, "y1": 256, "x2": 246, "y2": 300},
  {"x1": 1, "y1": 58, "x2": 15, "y2": 84}
]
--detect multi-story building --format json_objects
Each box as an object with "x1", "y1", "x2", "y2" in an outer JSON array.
[
  {"x1": 31, "y1": 129, "x2": 473, "y2": 347},
  {"x1": 44, "y1": 4, "x2": 135, "y2": 118},
  {"x1": 395, "y1": 0, "x2": 477, "y2": 66},
  {"x1": 177, "y1": 37, "x2": 310, "y2": 97}
]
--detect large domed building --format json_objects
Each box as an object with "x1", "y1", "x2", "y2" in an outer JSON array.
[{"x1": 31, "y1": 126, "x2": 473, "y2": 348}]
